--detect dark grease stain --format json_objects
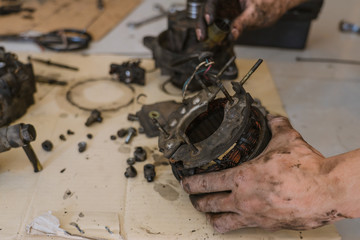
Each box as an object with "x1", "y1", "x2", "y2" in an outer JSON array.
[
  {"x1": 320, "y1": 158, "x2": 341, "y2": 174},
  {"x1": 154, "y1": 183, "x2": 179, "y2": 201}
]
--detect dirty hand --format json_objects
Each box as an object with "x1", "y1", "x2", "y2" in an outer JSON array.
[
  {"x1": 196, "y1": 0, "x2": 307, "y2": 40},
  {"x1": 182, "y1": 115, "x2": 350, "y2": 233}
]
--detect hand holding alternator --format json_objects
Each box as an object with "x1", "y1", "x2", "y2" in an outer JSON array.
[
  {"x1": 181, "y1": 116, "x2": 350, "y2": 232},
  {"x1": 196, "y1": 0, "x2": 308, "y2": 41}
]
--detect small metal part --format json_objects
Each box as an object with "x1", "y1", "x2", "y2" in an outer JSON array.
[
  {"x1": 127, "y1": 113, "x2": 139, "y2": 121},
  {"x1": 70, "y1": 222, "x2": 85, "y2": 234},
  {"x1": 23, "y1": 144, "x2": 43, "y2": 172},
  {"x1": 59, "y1": 134, "x2": 66, "y2": 141},
  {"x1": 67, "y1": 129, "x2": 75, "y2": 135},
  {"x1": 78, "y1": 142, "x2": 87, "y2": 153},
  {"x1": 85, "y1": 109, "x2": 103, "y2": 127},
  {"x1": 127, "y1": 157, "x2": 136, "y2": 166},
  {"x1": 41, "y1": 140, "x2": 53, "y2": 152},
  {"x1": 117, "y1": 129, "x2": 128, "y2": 138},
  {"x1": 152, "y1": 117, "x2": 169, "y2": 138},
  {"x1": 60, "y1": 168, "x2": 66, "y2": 173},
  {"x1": 144, "y1": 163, "x2": 156, "y2": 182},
  {"x1": 134, "y1": 147, "x2": 147, "y2": 162},
  {"x1": 110, "y1": 135, "x2": 116, "y2": 140},
  {"x1": 124, "y1": 165, "x2": 137, "y2": 178},
  {"x1": 86, "y1": 133, "x2": 93, "y2": 139},
  {"x1": 125, "y1": 127, "x2": 137, "y2": 144},
  {"x1": 105, "y1": 226, "x2": 113, "y2": 234},
  {"x1": 110, "y1": 60, "x2": 145, "y2": 85},
  {"x1": 28, "y1": 56, "x2": 79, "y2": 71},
  {"x1": 97, "y1": 0, "x2": 104, "y2": 10},
  {"x1": 36, "y1": 76, "x2": 68, "y2": 86},
  {"x1": 339, "y1": 20, "x2": 360, "y2": 34},
  {"x1": 239, "y1": 59, "x2": 263, "y2": 86}
]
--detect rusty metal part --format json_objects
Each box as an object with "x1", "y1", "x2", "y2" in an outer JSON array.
[
  {"x1": 125, "y1": 127, "x2": 137, "y2": 144},
  {"x1": 59, "y1": 134, "x2": 66, "y2": 141},
  {"x1": 0, "y1": 123, "x2": 42, "y2": 172},
  {"x1": 124, "y1": 165, "x2": 137, "y2": 178},
  {"x1": 117, "y1": 128, "x2": 128, "y2": 138},
  {"x1": 144, "y1": 164, "x2": 156, "y2": 182},
  {"x1": 109, "y1": 60, "x2": 145, "y2": 85},
  {"x1": 134, "y1": 101, "x2": 181, "y2": 138},
  {"x1": 41, "y1": 140, "x2": 53, "y2": 152},
  {"x1": 78, "y1": 141, "x2": 87, "y2": 153},
  {"x1": 127, "y1": 157, "x2": 136, "y2": 166},
  {"x1": 0, "y1": 47, "x2": 36, "y2": 127},
  {"x1": 85, "y1": 109, "x2": 103, "y2": 127},
  {"x1": 143, "y1": 0, "x2": 237, "y2": 91},
  {"x1": 134, "y1": 147, "x2": 147, "y2": 162},
  {"x1": 158, "y1": 59, "x2": 270, "y2": 180}
]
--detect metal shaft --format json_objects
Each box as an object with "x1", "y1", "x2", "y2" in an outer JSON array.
[
  {"x1": 22, "y1": 144, "x2": 43, "y2": 172},
  {"x1": 239, "y1": 59, "x2": 263, "y2": 86}
]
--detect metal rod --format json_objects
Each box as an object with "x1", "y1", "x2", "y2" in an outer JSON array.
[
  {"x1": 296, "y1": 57, "x2": 360, "y2": 65},
  {"x1": 22, "y1": 144, "x2": 43, "y2": 172},
  {"x1": 239, "y1": 59, "x2": 263, "y2": 86},
  {"x1": 152, "y1": 118, "x2": 169, "y2": 137},
  {"x1": 217, "y1": 56, "x2": 236, "y2": 78},
  {"x1": 216, "y1": 81, "x2": 234, "y2": 104},
  {"x1": 28, "y1": 56, "x2": 79, "y2": 71}
]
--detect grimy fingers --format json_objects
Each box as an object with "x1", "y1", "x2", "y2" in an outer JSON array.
[
  {"x1": 230, "y1": 6, "x2": 254, "y2": 40},
  {"x1": 266, "y1": 115, "x2": 295, "y2": 136},
  {"x1": 204, "y1": 0, "x2": 218, "y2": 25},
  {"x1": 189, "y1": 192, "x2": 233, "y2": 213},
  {"x1": 207, "y1": 212, "x2": 254, "y2": 233},
  {"x1": 182, "y1": 168, "x2": 235, "y2": 194}
]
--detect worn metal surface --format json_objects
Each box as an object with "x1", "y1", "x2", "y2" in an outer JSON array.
[{"x1": 0, "y1": 47, "x2": 36, "y2": 127}]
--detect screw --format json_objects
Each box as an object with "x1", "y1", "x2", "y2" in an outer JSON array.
[
  {"x1": 85, "y1": 109, "x2": 103, "y2": 127},
  {"x1": 125, "y1": 127, "x2": 137, "y2": 144},
  {"x1": 127, "y1": 113, "x2": 139, "y2": 121}
]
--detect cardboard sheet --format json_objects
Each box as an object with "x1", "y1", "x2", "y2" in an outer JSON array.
[
  {"x1": 0, "y1": 0, "x2": 142, "y2": 41},
  {"x1": 0, "y1": 53, "x2": 340, "y2": 240}
]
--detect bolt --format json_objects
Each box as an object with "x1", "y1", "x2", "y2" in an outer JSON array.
[
  {"x1": 117, "y1": 128, "x2": 128, "y2": 138},
  {"x1": 127, "y1": 113, "x2": 139, "y2": 121},
  {"x1": 78, "y1": 141, "x2": 87, "y2": 153},
  {"x1": 127, "y1": 157, "x2": 136, "y2": 165},
  {"x1": 85, "y1": 109, "x2": 103, "y2": 127},
  {"x1": 125, "y1": 127, "x2": 137, "y2": 144},
  {"x1": 134, "y1": 146, "x2": 147, "y2": 162},
  {"x1": 41, "y1": 140, "x2": 53, "y2": 152},
  {"x1": 144, "y1": 164, "x2": 156, "y2": 182},
  {"x1": 124, "y1": 165, "x2": 137, "y2": 178}
]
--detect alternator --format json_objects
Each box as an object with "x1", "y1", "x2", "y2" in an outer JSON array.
[{"x1": 158, "y1": 59, "x2": 270, "y2": 180}]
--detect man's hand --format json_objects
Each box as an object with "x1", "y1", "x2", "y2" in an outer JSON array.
[
  {"x1": 182, "y1": 116, "x2": 351, "y2": 233},
  {"x1": 196, "y1": 0, "x2": 307, "y2": 41}
]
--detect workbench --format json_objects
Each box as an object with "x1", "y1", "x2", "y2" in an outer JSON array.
[
  {"x1": 0, "y1": 53, "x2": 339, "y2": 240},
  {"x1": 0, "y1": 0, "x2": 360, "y2": 239}
]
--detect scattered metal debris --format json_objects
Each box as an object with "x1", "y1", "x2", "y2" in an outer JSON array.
[
  {"x1": 59, "y1": 134, "x2": 66, "y2": 141},
  {"x1": 158, "y1": 58, "x2": 270, "y2": 180},
  {"x1": 144, "y1": 164, "x2": 156, "y2": 182},
  {"x1": 85, "y1": 109, "x2": 103, "y2": 127},
  {"x1": 70, "y1": 222, "x2": 84, "y2": 234},
  {"x1": 125, "y1": 127, "x2": 137, "y2": 144},
  {"x1": 110, "y1": 135, "x2": 116, "y2": 140},
  {"x1": 124, "y1": 166, "x2": 137, "y2": 178},
  {"x1": 134, "y1": 147, "x2": 147, "y2": 162},
  {"x1": 105, "y1": 226, "x2": 113, "y2": 234},
  {"x1": 0, "y1": 123, "x2": 42, "y2": 172},
  {"x1": 127, "y1": 113, "x2": 139, "y2": 121},
  {"x1": 78, "y1": 142, "x2": 87, "y2": 153},
  {"x1": 109, "y1": 60, "x2": 145, "y2": 85},
  {"x1": 143, "y1": 1, "x2": 238, "y2": 91},
  {"x1": 28, "y1": 56, "x2": 79, "y2": 71},
  {"x1": 63, "y1": 189, "x2": 74, "y2": 200},
  {"x1": 117, "y1": 128, "x2": 128, "y2": 138},
  {"x1": 67, "y1": 130, "x2": 75, "y2": 135},
  {"x1": 0, "y1": 47, "x2": 36, "y2": 127},
  {"x1": 126, "y1": 157, "x2": 136, "y2": 166},
  {"x1": 35, "y1": 75, "x2": 68, "y2": 86},
  {"x1": 79, "y1": 212, "x2": 84, "y2": 218},
  {"x1": 136, "y1": 93, "x2": 147, "y2": 104},
  {"x1": 339, "y1": 20, "x2": 360, "y2": 34},
  {"x1": 41, "y1": 140, "x2": 53, "y2": 152},
  {"x1": 86, "y1": 133, "x2": 93, "y2": 139},
  {"x1": 60, "y1": 168, "x2": 66, "y2": 173}
]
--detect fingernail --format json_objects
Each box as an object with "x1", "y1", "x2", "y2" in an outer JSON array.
[
  {"x1": 231, "y1": 28, "x2": 239, "y2": 40},
  {"x1": 189, "y1": 195, "x2": 199, "y2": 210},
  {"x1": 196, "y1": 28, "x2": 202, "y2": 41},
  {"x1": 205, "y1": 14, "x2": 211, "y2": 24},
  {"x1": 267, "y1": 114, "x2": 275, "y2": 121}
]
